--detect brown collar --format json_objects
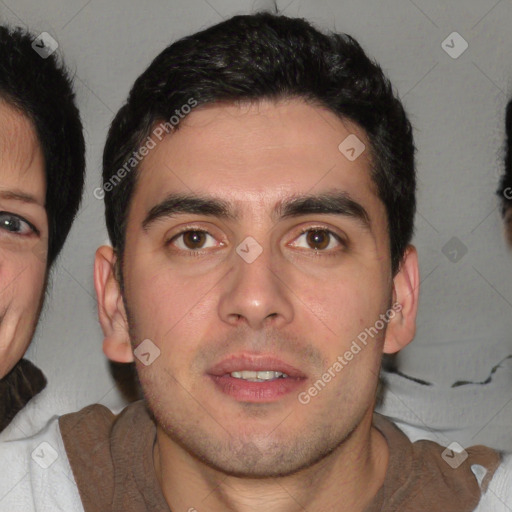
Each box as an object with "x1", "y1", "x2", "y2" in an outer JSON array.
[{"x1": 61, "y1": 401, "x2": 501, "y2": 512}]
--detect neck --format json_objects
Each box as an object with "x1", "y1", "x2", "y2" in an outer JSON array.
[{"x1": 154, "y1": 411, "x2": 388, "y2": 512}]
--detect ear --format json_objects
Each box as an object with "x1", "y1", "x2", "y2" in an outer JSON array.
[
  {"x1": 383, "y1": 245, "x2": 420, "y2": 354},
  {"x1": 94, "y1": 245, "x2": 134, "y2": 363}
]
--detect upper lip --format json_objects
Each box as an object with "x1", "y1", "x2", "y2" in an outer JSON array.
[{"x1": 207, "y1": 354, "x2": 307, "y2": 379}]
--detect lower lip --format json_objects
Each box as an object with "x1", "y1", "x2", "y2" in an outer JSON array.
[{"x1": 208, "y1": 374, "x2": 305, "y2": 402}]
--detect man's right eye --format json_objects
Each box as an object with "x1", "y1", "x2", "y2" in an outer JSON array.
[{"x1": 168, "y1": 229, "x2": 220, "y2": 251}]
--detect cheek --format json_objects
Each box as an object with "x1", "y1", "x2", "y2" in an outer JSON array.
[
  {"x1": 295, "y1": 267, "x2": 389, "y2": 342},
  {"x1": 0, "y1": 255, "x2": 46, "y2": 309},
  {"x1": 0, "y1": 258, "x2": 46, "y2": 376},
  {"x1": 124, "y1": 256, "x2": 217, "y2": 352}
]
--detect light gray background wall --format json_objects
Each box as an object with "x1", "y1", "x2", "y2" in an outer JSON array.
[{"x1": 1, "y1": 0, "x2": 512, "y2": 443}]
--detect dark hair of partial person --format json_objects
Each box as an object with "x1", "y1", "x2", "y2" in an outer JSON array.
[
  {"x1": 498, "y1": 98, "x2": 512, "y2": 215},
  {"x1": 0, "y1": 25, "x2": 85, "y2": 268},
  {"x1": 103, "y1": 12, "x2": 416, "y2": 276}
]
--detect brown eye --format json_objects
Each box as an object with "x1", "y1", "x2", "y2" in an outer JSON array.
[
  {"x1": 169, "y1": 229, "x2": 219, "y2": 252},
  {"x1": 306, "y1": 229, "x2": 331, "y2": 250},
  {"x1": 289, "y1": 228, "x2": 344, "y2": 253},
  {"x1": 182, "y1": 231, "x2": 207, "y2": 249}
]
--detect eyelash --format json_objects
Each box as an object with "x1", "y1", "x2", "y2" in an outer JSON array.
[{"x1": 166, "y1": 225, "x2": 346, "y2": 257}]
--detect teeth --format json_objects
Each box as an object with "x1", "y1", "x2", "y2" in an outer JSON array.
[{"x1": 230, "y1": 370, "x2": 289, "y2": 381}]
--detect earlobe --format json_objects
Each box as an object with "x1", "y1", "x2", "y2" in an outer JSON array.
[
  {"x1": 94, "y1": 245, "x2": 134, "y2": 363},
  {"x1": 383, "y1": 245, "x2": 420, "y2": 354}
]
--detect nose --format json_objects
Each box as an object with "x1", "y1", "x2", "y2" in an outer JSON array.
[{"x1": 217, "y1": 241, "x2": 294, "y2": 330}]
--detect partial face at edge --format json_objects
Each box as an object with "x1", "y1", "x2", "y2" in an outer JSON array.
[
  {"x1": 99, "y1": 98, "x2": 418, "y2": 476},
  {"x1": 504, "y1": 206, "x2": 512, "y2": 245},
  {"x1": 0, "y1": 101, "x2": 48, "y2": 378}
]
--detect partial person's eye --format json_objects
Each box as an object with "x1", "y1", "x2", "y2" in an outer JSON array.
[
  {"x1": 168, "y1": 228, "x2": 221, "y2": 253},
  {"x1": 290, "y1": 228, "x2": 346, "y2": 253},
  {"x1": 0, "y1": 211, "x2": 37, "y2": 236}
]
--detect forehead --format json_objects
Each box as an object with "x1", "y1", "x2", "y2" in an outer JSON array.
[
  {"x1": 134, "y1": 99, "x2": 379, "y2": 214},
  {"x1": 0, "y1": 100, "x2": 36, "y2": 149},
  {"x1": 0, "y1": 100, "x2": 44, "y2": 185}
]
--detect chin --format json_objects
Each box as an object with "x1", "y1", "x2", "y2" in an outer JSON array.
[{"x1": 160, "y1": 418, "x2": 344, "y2": 479}]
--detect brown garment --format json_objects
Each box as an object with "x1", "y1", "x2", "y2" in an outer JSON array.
[
  {"x1": 60, "y1": 401, "x2": 501, "y2": 512},
  {"x1": 60, "y1": 400, "x2": 169, "y2": 512},
  {"x1": 0, "y1": 358, "x2": 46, "y2": 433},
  {"x1": 366, "y1": 415, "x2": 501, "y2": 511}
]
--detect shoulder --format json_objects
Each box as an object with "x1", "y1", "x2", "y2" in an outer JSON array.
[
  {"x1": 0, "y1": 413, "x2": 83, "y2": 511},
  {"x1": 0, "y1": 402, "x2": 147, "y2": 512},
  {"x1": 58, "y1": 400, "x2": 149, "y2": 510},
  {"x1": 59, "y1": 402, "x2": 116, "y2": 441},
  {"x1": 57, "y1": 402, "x2": 120, "y2": 508},
  {"x1": 59, "y1": 400, "x2": 146, "y2": 452},
  {"x1": 373, "y1": 413, "x2": 502, "y2": 511}
]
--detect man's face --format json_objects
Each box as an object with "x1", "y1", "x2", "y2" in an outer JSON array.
[
  {"x1": 0, "y1": 101, "x2": 48, "y2": 378},
  {"x1": 114, "y1": 99, "x2": 405, "y2": 476}
]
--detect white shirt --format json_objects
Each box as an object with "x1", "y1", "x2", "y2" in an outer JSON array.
[
  {"x1": 474, "y1": 453, "x2": 512, "y2": 511},
  {"x1": 0, "y1": 415, "x2": 83, "y2": 512}
]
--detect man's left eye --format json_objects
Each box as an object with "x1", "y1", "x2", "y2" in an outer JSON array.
[{"x1": 290, "y1": 229, "x2": 342, "y2": 251}]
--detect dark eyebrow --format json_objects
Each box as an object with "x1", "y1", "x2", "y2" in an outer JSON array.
[
  {"x1": 142, "y1": 191, "x2": 370, "y2": 231},
  {"x1": 275, "y1": 192, "x2": 371, "y2": 230},
  {"x1": 143, "y1": 194, "x2": 237, "y2": 231},
  {"x1": 0, "y1": 189, "x2": 42, "y2": 206}
]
